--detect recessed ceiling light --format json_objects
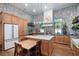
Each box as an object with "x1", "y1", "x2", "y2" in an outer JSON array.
[
  {"x1": 25, "y1": 4, "x2": 28, "y2": 7},
  {"x1": 44, "y1": 5, "x2": 47, "y2": 9},
  {"x1": 33, "y1": 9, "x2": 36, "y2": 12}
]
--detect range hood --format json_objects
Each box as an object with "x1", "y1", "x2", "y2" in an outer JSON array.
[
  {"x1": 43, "y1": 10, "x2": 53, "y2": 27},
  {"x1": 42, "y1": 23, "x2": 53, "y2": 27}
]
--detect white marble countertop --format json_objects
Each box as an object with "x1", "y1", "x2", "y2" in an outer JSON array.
[
  {"x1": 24, "y1": 35, "x2": 54, "y2": 40},
  {"x1": 71, "y1": 38, "x2": 79, "y2": 48}
]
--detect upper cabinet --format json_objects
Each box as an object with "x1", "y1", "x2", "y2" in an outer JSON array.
[
  {"x1": 2, "y1": 13, "x2": 12, "y2": 23},
  {"x1": 19, "y1": 19, "x2": 27, "y2": 36},
  {"x1": 0, "y1": 12, "x2": 28, "y2": 36},
  {"x1": 23, "y1": 20, "x2": 27, "y2": 35},
  {"x1": 12, "y1": 16, "x2": 19, "y2": 24},
  {"x1": 19, "y1": 19, "x2": 24, "y2": 35}
]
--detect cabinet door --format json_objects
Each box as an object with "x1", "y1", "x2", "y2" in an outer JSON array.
[
  {"x1": 72, "y1": 44, "x2": 79, "y2": 55},
  {"x1": 23, "y1": 20, "x2": 27, "y2": 35},
  {"x1": 41, "y1": 40, "x2": 49, "y2": 55},
  {"x1": 19, "y1": 19, "x2": 27, "y2": 36},
  {"x1": 0, "y1": 35, "x2": 3, "y2": 46},
  {"x1": 72, "y1": 44, "x2": 77, "y2": 55},
  {"x1": 54, "y1": 36, "x2": 64, "y2": 44},
  {"x1": 0, "y1": 15, "x2": 3, "y2": 23},
  {"x1": 76, "y1": 48, "x2": 79, "y2": 55},
  {"x1": 19, "y1": 19, "x2": 24, "y2": 36},
  {"x1": 3, "y1": 13, "x2": 12, "y2": 23},
  {"x1": 0, "y1": 24, "x2": 2, "y2": 35},
  {"x1": 12, "y1": 16, "x2": 19, "y2": 24},
  {"x1": 49, "y1": 40, "x2": 53, "y2": 55},
  {"x1": 64, "y1": 36, "x2": 70, "y2": 45}
]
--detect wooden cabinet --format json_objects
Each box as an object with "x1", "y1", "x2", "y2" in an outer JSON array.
[
  {"x1": 0, "y1": 24, "x2": 3, "y2": 45},
  {"x1": 75, "y1": 48, "x2": 79, "y2": 55},
  {"x1": 41, "y1": 40, "x2": 49, "y2": 56},
  {"x1": 0, "y1": 13, "x2": 3, "y2": 23},
  {"x1": 0, "y1": 35, "x2": 3, "y2": 46},
  {"x1": 2, "y1": 13, "x2": 12, "y2": 23},
  {"x1": 64, "y1": 35, "x2": 70, "y2": 45},
  {"x1": 0, "y1": 12, "x2": 28, "y2": 50},
  {"x1": 41, "y1": 40, "x2": 53, "y2": 56},
  {"x1": 72, "y1": 44, "x2": 79, "y2": 56},
  {"x1": 0, "y1": 24, "x2": 3, "y2": 50},
  {"x1": 12, "y1": 16, "x2": 19, "y2": 24},
  {"x1": 19, "y1": 19, "x2": 27, "y2": 36},
  {"x1": 53, "y1": 35, "x2": 70, "y2": 46},
  {"x1": 19, "y1": 19, "x2": 24, "y2": 36},
  {"x1": 23, "y1": 20, "x2": 27, "y2": 35},
  {"x1": 19, "y1": 18, "x2": 27, "y2": 41},
  {"x1": 54, "y1": 35, "x2": 64, "y2": 44},
  {"x1": 19, "y1": 36, "x2": 24, "y2": 41},
  {"x1": 49, "y1": 40, "x2": 53, "y2": 55},
  {"x1": 72, "y1": 44, "x2": 77, "y2": 55}
]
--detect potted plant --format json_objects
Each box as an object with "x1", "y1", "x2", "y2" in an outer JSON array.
[{"x1": 63, "y1": 24, "x2": 67, "y2": 35}]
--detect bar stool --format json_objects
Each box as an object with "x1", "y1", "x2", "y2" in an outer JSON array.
[
  {"x1": 14, "y1": 43, "x2": 23, "y2": 56},
  {"x1": 30, "y1": 40, "x2": 41, "y2": 56}
]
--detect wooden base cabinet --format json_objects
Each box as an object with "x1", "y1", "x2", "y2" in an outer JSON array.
[
  {"x1": 41, "y1": 40, "x2": 53, "y2": 56},
  {"x1": 53, "y1": 35, "x2": 70, "y2": 46},
  {"x1": 72, "y1": 44, "x2": 79, "y2": 56}
]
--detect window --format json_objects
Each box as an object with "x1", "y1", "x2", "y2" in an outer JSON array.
[{"x1": 54, "y1": 18, "x2": 63, "y2": 35}]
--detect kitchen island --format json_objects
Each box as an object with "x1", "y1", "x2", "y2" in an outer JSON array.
[
  {"x1": 24, "y1": 35, "x2": 53, "y2": 40},
  {"x1": 24, "y1": 35, "x2": 54, "y2": 56}
]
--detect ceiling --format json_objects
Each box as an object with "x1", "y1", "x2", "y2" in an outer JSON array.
[{"x1": 11, "y1": 3, "x2": 76, "y2": 16}]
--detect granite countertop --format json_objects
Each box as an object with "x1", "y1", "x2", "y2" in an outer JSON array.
[{"x1": 24, "y1": 35, "x2": 54, "y2": 40}]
